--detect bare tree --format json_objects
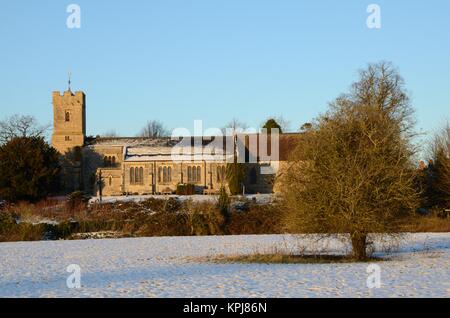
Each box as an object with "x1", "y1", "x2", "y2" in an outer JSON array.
[
  {"x1": 138, "y1": 120, "x2": 169, "y2": 138},
  {"x1": 0, "y1": 114, "x2": 50, "y2": 145},
  {"x1": 222, "y1": 118, "x2": 249, "y2": 135},
  {"x1": 283, "y1": 62, "x2": 419, "y2": 260}
]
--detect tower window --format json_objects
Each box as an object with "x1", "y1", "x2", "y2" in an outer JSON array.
[
  {"x1": 65, "y1": 136, "x2": 71, "y2": 141},
  {"x1": 65, "y1": 112, "x2": 70, "y2": 122}
]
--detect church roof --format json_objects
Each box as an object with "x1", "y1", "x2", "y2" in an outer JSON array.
[{"x1": 85, "y1": 133, "x2": 301, "y2": 162}]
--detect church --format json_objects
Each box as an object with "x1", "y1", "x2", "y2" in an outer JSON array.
[{"x1": 51, "y1": 88, "x2": 300, "y2": 197}]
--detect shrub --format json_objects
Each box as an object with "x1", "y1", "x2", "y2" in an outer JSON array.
[
  {"x1": 217, "y1": 186, "x2": 231, "y2": 232},
  {"x1": 186, "y1": 201, "x2": 225, "y2": 236},
  {"x1": 66, "y1": 191, "x2": 89, "y2": 211},
  {"x1": 226, "y1": 162, "x2": 246, "y2": 195},
  {"x1": 164, "y1": 197, "x2": 181, "y2": 212},
  {"x1": 227, "y1": 203, "x2": 283, "y2": 235},
  {"x1": 0, "y1": 211, "x2": 16, "y2": 235}
]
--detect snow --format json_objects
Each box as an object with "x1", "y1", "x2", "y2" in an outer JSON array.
[
  {"x1": 1, "y1": 233, "x2": 450, "y2": 297},
  {"x1": 88, "y1": 193, "x2": 275, "y2": 205}
]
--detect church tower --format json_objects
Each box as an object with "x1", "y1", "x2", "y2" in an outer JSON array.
[{"x1": 51, "y1": 89, "x2": 86, "y2": 154}]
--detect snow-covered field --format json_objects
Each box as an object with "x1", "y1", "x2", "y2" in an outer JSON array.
[{"x1": 1, "y1": 233, "x2": 450, "y2": 298}]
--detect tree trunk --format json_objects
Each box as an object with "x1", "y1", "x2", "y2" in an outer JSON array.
[{"x1": 351, "y1": 233, "x2": 367, "y2": 261}]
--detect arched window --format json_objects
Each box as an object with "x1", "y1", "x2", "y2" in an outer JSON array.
[
  {"x1": 139, "y1": 167, "x2": 144, "y2": 184},
  {"x1": 158, "y1": 167, "x2": 162, "y2": 183},
  {"x1": 130, "y1": 167, "x2": 135, "y2": 184},
  {"x1": 187, "y1": 166, "x2": 192, "y2": 182},
  {"x1": 135, "y1": 167, "x2": 139, "y2": 184},
  {"x1": 104, "y1": 156, "x2": 108, "y2": 167},
  {"x1": 196, "y1": 166, "x2": 201, "y2": 182},
  {"x1": 109, "y1": 176, "x2": 112, "y2": 186},
  {"x1": 65, "y1": 112, "x2": 70, "y2": 122},
  {"x1": 163, "y1": 167, "x2": 168, "y2": 183},
  {"x1": 168, "y1": 167, "x2": 172, "y2": 182},
  {"x1": 134, "y1": 168, "x2": 139, "y2": 184},
  {"x1": 111, "y1": 156, "x2": 116, "y2": 166}
]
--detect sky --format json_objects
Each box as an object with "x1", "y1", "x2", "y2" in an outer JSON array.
[{"x1": 0, "y1": 0, "x2": 449, "y2": 139}]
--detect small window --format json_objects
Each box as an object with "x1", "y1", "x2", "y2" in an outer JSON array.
[
  {"x1": 134, "y1": 167, "x2": 140, "y2": 184},
  {"x1": 130, "y1": 167, "x2": 135, "y2": 184},
  {"x1": 65, "y1": 112, "x2": 70, "y2": 122},
  {"x1": 139, "y1": 167, "x2": 144, "y2": 184},
  {"x1": 187, "y1": 166, "x2": 192, "y2": 182},
  {"x1": 163, "y1": 167, "x2": 168, "y2": 183},
  {"x1": 196, "y1": 166, "x2": 201, "y2": 182},
  {"x1": 109, "y1": 176, "x2": 112, "y2": 186}
]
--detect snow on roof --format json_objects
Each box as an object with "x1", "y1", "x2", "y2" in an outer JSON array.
[
  {"x1": 87, "y1": 137, "x2": 177, "y2": 147},
  {"x1": 125, "y1": 141, "x2": 234, "y2": 162}
]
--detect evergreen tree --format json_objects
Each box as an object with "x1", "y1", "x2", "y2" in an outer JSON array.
[
  {"x1": 263, "y1": 118, "x2": 282, "y2": 133},
  {"x1": 0, "y1": 137, "x2": 61, "y2": 202}
]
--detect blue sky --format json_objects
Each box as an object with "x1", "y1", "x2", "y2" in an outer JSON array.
[{"x1": 0, "y1": 0, "x2": 449, "y2": 138}]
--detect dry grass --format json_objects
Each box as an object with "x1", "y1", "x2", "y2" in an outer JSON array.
[
  {"x1": 207, "y1": 253, "x2": 382, "y2": 264},
  {"x1": 199, "y1": 237, "x2": 383, "y2": 264},
  {"x1": 399, "y1": 216, "x2": 450, "y2": 233}
]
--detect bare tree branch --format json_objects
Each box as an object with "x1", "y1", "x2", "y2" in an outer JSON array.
[
  {"x1": 222, "y1": 118, "x2": 249, "y2": 135},
  {"x1": 138, "y1": 120, "x2": 169, "y2": 138},
  {"x1": 0, "y1": 114, "x2": 50, "y2": 144}
]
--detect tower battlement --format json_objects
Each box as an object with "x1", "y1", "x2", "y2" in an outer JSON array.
[{"x1": 52, "y1": 91, "x2": 85, "y2": 98}]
